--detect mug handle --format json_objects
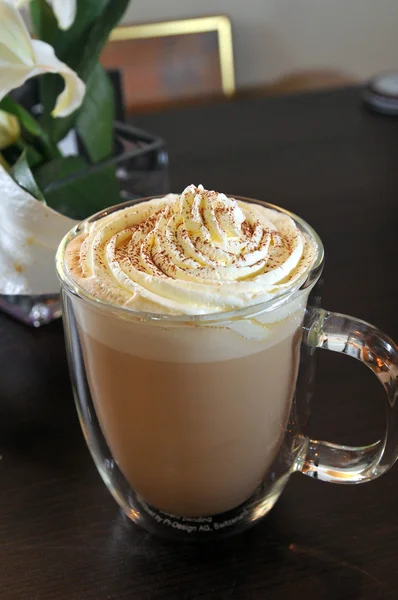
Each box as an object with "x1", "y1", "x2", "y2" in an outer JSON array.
[{"x1": 301, "y1": 310, "x2": 398, "y2": 483}]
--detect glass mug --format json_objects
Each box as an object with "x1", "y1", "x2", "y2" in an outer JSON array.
[{"x1": 56, "y1": 197, "x2": 398, "y2": 540}]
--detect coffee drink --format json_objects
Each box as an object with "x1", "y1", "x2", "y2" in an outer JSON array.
[{"x1": 64, "y1": 185, "x2": 316, "y2": 516}]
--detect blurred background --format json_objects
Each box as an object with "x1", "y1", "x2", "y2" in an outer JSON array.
[{"x1": 113, "y1": 0, "x2": 398, "y2": 109}]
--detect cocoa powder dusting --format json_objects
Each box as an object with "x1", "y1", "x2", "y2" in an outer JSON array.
[{"x1": 66, "y1": 187, "x2": 312, "y2": 309}]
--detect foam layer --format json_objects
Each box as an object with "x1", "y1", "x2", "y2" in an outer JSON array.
[{"x1": 70, "y1": 289, "x2": 309, "y2": 363}]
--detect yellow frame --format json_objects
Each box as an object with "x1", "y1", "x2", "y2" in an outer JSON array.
[{"x1": 110, "y1": 16, "x2": 235, "y2": 97}]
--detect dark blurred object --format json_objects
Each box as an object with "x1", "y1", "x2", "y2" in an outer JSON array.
[
  {"x1": 107, "y1": 69, "x2": 126, "y2": 122},
  {"x1": 100, "y1": 16, "x2": 235, "y2": 113},
  {"x1": 237, "y1": 69, "x2": 356, "y2": 99},
  {"x1": 362, "y1": 73, "x2": 398, "y2": 115},
  {"x1": 111, "y1": 121, "x2": 168, "y2": 203}
]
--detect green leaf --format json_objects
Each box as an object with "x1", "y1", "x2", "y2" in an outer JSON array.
[
  {"x1": 36, "y1": 0, "x2": 109, "y2": 124},
  {"x1": 30, "y1": 0, "x2": 57, "y2": 45},
  {"x1": 21, "y1": 144, "x2": 44, "y2": 168},
  {"x1": 35, "y1": 0, "x2": 129, "y2": 143},
  {"x1": 76, "y1": 64, "x2": 115, "y2": 162},
  {"x1": 12, "y1": 151, "x2": 46, "y2": 203},
  {"x1": 37, "y1": 74, "x2": 64, "y2": 133},
  {"x1": 73, "y1": 0, "x2": 130, "y2": 82},
  {"x1": 35, "y1": 156, "x2": 85, "y2": 188},
  {"x1": 0, "y1": 97, "x2": 41, "y2": 137},
  {"x1": 49, "y1": 0, "x2": 109, "y2": 61},
  {"x1": 34, "y1": 156, "x2": 120, "y2": 219},
  {"x1": 0, "y1": 97, "x2": 60, "y2": 160}
]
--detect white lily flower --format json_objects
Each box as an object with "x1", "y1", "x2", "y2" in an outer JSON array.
[
  {"x1": 14, "y1": 0, "x2": 76, "y2": 30},
  {"x1": 0, "y1": 163, "x2": 78, "y2": 294},
  {"x1": 0, "y1": 1, "x2": 85, "y2": 117},
  {"x1": 0, "y1": 110, "x2": 20, "y2": 149},
  {"x1": 47, "y1": 0, "x2": 76, "y2": 30}
]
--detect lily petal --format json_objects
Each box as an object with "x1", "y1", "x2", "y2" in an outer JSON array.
[
  {"x1": 13, "y1": 0, "x2": 77, "y2": 31},
  {"x1": 0, "y1": 1, "x2": 85, "y2": 117},
  {"x1": 0, "y1": 163, "x2": 78, "y2": 294},
  {"x1": 31, "y1": 40, "x2": 85, "y2": 116},
  {"x1": 49, "y1": 0, "x2": 76, "y2": 30},
  {"x1": 0, "y1": 1, "x2": 35, "y2": 64}
]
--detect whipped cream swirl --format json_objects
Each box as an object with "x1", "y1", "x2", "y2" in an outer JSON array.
[{"x1": 65, "y1": 185, "x2": 317, "y2": 314}]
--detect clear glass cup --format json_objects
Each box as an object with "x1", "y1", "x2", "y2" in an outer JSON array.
[{"x1": 56, "y1": 197, "x2": 398, "y2": 541}]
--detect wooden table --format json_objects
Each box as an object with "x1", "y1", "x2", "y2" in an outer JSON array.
[{"x1": 1, "y1": 87, "x2": 398, "y2": 600}]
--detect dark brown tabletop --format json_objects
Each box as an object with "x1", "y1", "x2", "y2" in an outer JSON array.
[{"x1": 1, "y1": 87, "x2": 398, "y2": 600}]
